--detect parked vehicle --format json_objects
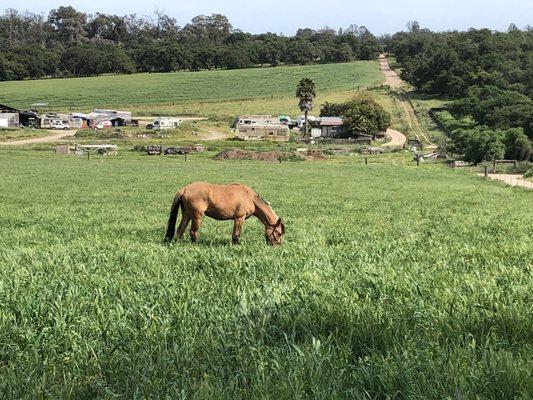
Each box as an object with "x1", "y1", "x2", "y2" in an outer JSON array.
[
  {"x1": 164, "y1": 147, "x2": 190, "y2": 155},
  {"x1": 51, "y1": 120, "x2": 70, "y2": 130},
  {"x1": 41, "y1": 118, "x2": 71, "y2": 130},
  {"x1": 95, "y1": 120, "x2": 112, "y2": 130},
  {"x1": 146, "y1": 145, "x2": 162, "y2": 155}
]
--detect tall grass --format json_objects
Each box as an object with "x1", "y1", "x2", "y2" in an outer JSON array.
[
  {"x1": 0, "y1": 150, "x2": 531, "y2": 398},
  {"x1": 0, "y1": 62, "x2": 382, "y2": 114}
]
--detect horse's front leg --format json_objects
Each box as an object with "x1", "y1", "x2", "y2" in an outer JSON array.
[{"x1": 232, "y1": 217, "x2": 245, "y2": 245}]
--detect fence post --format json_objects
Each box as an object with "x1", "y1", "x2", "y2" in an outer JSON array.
[
  {"x1": 416, "y1": 158, "x2": 420, "y2": 167},
  {"x1": 184, "y1": 153, "x2": 187, "y2": 162},
  {"x1": 492, "y1": 160, "x2": 496, "y2": 173},
  {"x1": 365, "y1": 157, "x2": 368, "y2": 165},
  {"x1": 484, "y1": 165, "x2": 488, "y2": 177},
  {"x1": 513, "y1": 160, "x2": 517, "y2": 168}
]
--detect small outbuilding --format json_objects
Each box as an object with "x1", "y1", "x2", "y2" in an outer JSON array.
[
  {"x1": 0, "y1": 103, "x2": 20, "y2": 128},
  {"x1": 319, "y1": 117, "x2": 345, "y2": 138}
]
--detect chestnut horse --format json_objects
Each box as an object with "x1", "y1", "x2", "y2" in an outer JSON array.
[{"x1": 164, "y1": 182, "x2": 285, "y2": 245}]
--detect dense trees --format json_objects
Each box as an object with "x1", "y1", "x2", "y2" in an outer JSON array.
[
  {"x1": 320, "y1": 93, "x2": 391, "y2": 137},
  {"x1": 0, "y1": 7, "x2": 382, "y2": 81},
  {"x1": 388, "y1": 23, "x2": 533, "y2": 160}
]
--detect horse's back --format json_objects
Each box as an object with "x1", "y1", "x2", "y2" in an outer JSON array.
[
  {"x1": 180, "y1": 182, "x2": 255, "y2": 219},
  {"x1": 182, "y1": 182, "x2": 252, "y2": 197}
]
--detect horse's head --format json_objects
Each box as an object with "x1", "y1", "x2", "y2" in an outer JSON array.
[{"x1": 265, "y1": 218, "x2": 285, "y2": 246}]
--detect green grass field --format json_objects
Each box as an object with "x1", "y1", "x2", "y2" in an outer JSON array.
[
  {"x1": 0, "y1": 149, "x2": 531, "y2": 398},
  {"x1": 0, "y1": 62, "x2": 383, "y2": 118}
]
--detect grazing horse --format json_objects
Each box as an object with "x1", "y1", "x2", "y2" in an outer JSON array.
[{"x1": 164, "y1": 182, "x2": 285, "y2": 245}]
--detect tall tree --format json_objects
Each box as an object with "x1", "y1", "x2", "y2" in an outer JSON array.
[{"x1": 296, "y1": 77, "x2": 317, "y2": 137}]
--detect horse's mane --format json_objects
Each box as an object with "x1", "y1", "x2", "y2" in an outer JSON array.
[{"x1": 254, "y1": 192, "x2": 271, "y2": 206}]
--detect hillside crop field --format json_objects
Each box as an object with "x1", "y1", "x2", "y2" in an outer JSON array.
[
  {"x1": 0, "y1": 61, "x2": 382, "y2": 117},
  {"x1": 0, "y1": 149, "x2": 531, "y2": 399}
]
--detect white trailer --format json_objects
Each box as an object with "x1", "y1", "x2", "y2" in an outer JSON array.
[{"x1": 151, "y1": 117, "x2": 182, "y2": 130}]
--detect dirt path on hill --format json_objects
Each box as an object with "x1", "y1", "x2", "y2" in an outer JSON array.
[
  {"x1": 0, "y1": 130, "x2": 78, "y2": 146},
  {"x1": 379, "y1": 54, "x2": 404, "y2": 89},
  {"x1": 379, "y1": 54, "x2": 435, "y2": 148},
  {"x1": 478, "y1": 174, "x2": 533, "y2": 190},
  {"x1": 379, "y1": 54, "x2": 407, "y2": 147}
]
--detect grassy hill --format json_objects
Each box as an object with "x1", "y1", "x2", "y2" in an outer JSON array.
[
  {"x1": 0, "y1": 149, "x2": 531, "y2": 398},
  {"x1": 0, "y1": 62, "x2": 383, "y2": 117}
]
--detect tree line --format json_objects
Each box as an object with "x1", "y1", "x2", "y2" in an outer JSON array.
[
  {"x1": 0, "y1": 6, "x2": 381, "y2": 81},
  {"x1": 386, "y1": 22, "x2": 533, "y2": 161}
]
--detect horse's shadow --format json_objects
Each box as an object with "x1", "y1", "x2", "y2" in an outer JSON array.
[{"x1": 163, "y1": 236, "x2": 252, "y2": 248}]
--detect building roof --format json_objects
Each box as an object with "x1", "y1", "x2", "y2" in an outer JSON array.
[
  {"x1": 0, "y1": 103, "x2": 20, "y2": 113},
  {"x1": 320, "y1": 117, "x2": 343, "y2": 126}
]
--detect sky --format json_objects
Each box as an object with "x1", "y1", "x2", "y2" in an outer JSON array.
[{"x1": 5, "y1": 0, "x2": 532, "y2": 35}]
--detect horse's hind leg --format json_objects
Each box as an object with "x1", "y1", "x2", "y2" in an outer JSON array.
[
  {"x1": 190, "y1": 216, "x2": 202, "y2": 243},
  {"x1": 232, "y1": 217, "x2": 245, "y2": 245},
  {"x1": 176, "y1": 215, "x2": 190, "y2": 241}
]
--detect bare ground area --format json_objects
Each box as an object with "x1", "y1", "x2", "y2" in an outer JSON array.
[
  {"x1": 203, "y1": 130, "x2": 229, "y2": 141},
  {"x1": 0, "y1": 130, "x2": 78, "y2": 146},
  {"x1": 477, "y1": 174, "x2": 533, "y2": 190},
  {"x1": 382, "y1": 128, "x2": 407, "y2": 147},
  {"x1": 214, "y1": 149, "x2": 326, "y2": 162}
]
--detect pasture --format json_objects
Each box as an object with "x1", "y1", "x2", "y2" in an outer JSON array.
[
  {"x1": 0, "y1": 149, "x2": 531, "y2": 399},
  {"x1": 0, "y1": 61, "x2": 383, "y2": 118}
]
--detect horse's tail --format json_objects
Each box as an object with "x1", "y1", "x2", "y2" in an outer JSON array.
[{"x1": 164, "y1": 192, "x2": 182, "y2": 243}]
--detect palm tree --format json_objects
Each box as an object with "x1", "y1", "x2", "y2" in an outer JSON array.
[{"x1": 296, "y1": 77, "x2": 316, "y2": 138}]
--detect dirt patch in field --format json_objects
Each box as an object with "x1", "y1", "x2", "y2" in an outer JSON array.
[
  {"x1": 214, "y1": 149, "x2": 326, "y2": 162},
  {"x1": 304, "y1": 149, "x2": 327, "y2": 161}
]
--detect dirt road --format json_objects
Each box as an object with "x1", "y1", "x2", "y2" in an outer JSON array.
[
  {"x1": 0, "y1": 130, "x2": 78, "y2": 146},
  {"x1": 379, "y1": 54, "x2": 404, "y2": 89},
  {"x1": 478, "y1": 174, "x2": 533, "y2": 190},
  {"x1": 379, "y1": 54, "x2": 435, "y2": 147},
  {"x1": 378, "y1": 55, "x2": 408, "y2": 147},
  {"x1": 382, "y1": 129, "x2": 407, "y2": 147}
]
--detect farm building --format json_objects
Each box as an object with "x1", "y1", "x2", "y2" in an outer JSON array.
[
  {"x1": 319, "y1": 117, "x2": 345, "y2": 138},
  {"x1": 19, "y1": 110, "x2": 40, "y2": 127},
  {"x1": 0, "y1": 103, "x2": 20, "y2": 128},
  {"x1": 236, "y1": 124, "x2": 290, "y2": 142},
  {"x1": 88, "y1": 109, "x2": 134, "y2": 127}
]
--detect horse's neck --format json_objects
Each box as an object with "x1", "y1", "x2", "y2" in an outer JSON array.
[{"x1": 253, "y1": 198, "x2": 278, "y2": 227}]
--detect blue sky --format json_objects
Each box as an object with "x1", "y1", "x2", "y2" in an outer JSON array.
[{"x1": 7, "y1": 0, "x2": 533, "y2": 35}]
